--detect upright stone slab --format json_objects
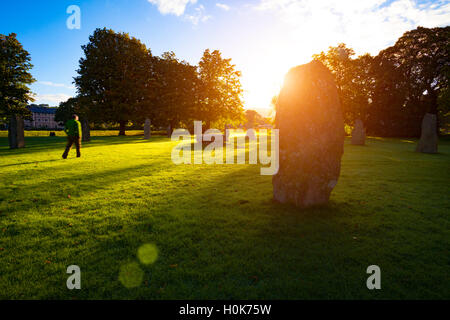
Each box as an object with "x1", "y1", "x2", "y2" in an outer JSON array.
[
  {"x1": 81, "y1": 119, "x2": 91, "y2": 142},
  {"x1": 273, "y1": 60, "x2": 345, "y2": 208},
  {"x1": 224, "y1": 124, "x2": 231, "y2": 142},
  {"x1": 144, "y1": 118, "x2": 151, "y2": 139},
  {"x1": 416, "y1": 113, "x2": 438, "y2": 153},
  {"x1": 351, "y1": 119, "x2": 366, "y2": 145},
  {"x1": 8, "y1": 115, "x2": 25, "y2": 149}
]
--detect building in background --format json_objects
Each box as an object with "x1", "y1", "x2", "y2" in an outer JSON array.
[{"x1": 24, "y1": 104, "x2": 63, "y2": 130}]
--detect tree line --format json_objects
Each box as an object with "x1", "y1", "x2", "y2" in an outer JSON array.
[
  {"x1": 311, "y1": 26, "x2": 449, "y2": 137},
  {"x1": 55, "y1": 28, "x2": 245, "y2": 138},
  {"x1": 1, "y1": 26, "x2": 448, "y2": 149}
]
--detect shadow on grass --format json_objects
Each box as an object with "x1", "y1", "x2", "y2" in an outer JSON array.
[
  {"x1": 0, "y1": 135, "x2": 170, "y2": 156},
  {"x1": 3, "y1": 136, "x2": 449, "y2": 299},
  {"x1": 2, "y1": 158, "x2": 169, "y2": 208},
  {"x1": 0, "y1": 158, "x2": 62, "y2": 168}
]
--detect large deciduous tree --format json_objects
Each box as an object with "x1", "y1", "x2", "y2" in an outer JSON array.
[
  {"x1": 74, "y1": 28, "x2": 155, "y2": 136},
  {"x1": 152, "y1": 52, "x2": 199, "y2": 134},
  {"x1": 244, "y1": 109, "x2": 265, "y2": 128},
  {"x1": 0, "y1": 33, "x2": 35, "y2": 148},
  {"x1": 312, "y1": 44, "x2": 374, "y2": 126},
  {"x1": 197, "y1": 49, "x2": 244, "y2": 130},
  {"x1": 55, "y1": 97, "x2": 91, "y2": 141},
  {"x1": 368, "y1": 26, "x2": 449, "y2": 136}
]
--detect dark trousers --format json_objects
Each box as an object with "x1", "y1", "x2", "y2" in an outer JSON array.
[{"x1": 62, "y1": 136, "x2": 81, "y2": 158}]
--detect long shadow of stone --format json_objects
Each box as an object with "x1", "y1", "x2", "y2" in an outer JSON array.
[
  {"x1": 4, "y1": 160, "x2": 354, "y2": 299},
  {"x1": 79, "y1": 165, "x2": 354, "y2": 299}
]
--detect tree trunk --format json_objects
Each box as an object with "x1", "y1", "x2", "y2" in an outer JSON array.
[
  {"x1": 166, "y1": 123, "x2": 172, "y2": 138},
  {"x1": 205, "y1": 120, "x2": 211, "y2": 132},
  {"x1": 8, "y1": 115, "x2": 25, "y2": 149},
  {"x1": 81, "y1": 119, "x2": 91, "y2": 142},
  {"x1": 119, "y1": 120, "x2": 126, "y2": 136}
]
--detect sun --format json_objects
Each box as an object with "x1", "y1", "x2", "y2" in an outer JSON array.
[{"x1": 241, "y1": 48, "x2": 314, "y2": 111}]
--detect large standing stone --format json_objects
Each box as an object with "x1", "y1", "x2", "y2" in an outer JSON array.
[
  {"x1": 8, "y1": 114, "x2": 25, "y2": 149},
  {"x1": 144, "y1": 118, "x2": 151, "y2": 139},
  {"x1": 351, "y1": 119, "x2": 366, "y2": 145},
  {"x1": 81, "y1": 119, "x2": 91, "y2": 142},
  {"x1": 416, "y1": 113, "x2": 438, "y2": 153},
  {"x1": 273, "y1": 60, "x2": 345, "y2": 208}
]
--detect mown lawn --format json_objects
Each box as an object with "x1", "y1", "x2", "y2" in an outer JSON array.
[{"x1": 0, "y1": 133, "x2": 449, "y2": 299}]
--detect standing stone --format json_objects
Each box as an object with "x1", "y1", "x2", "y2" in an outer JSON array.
[
  {"x1": 273, "y1": 60, "x2": 345, "y2": 208},
  {"x1": 81, "y1": 119, "x2": 91, "y2": 142},
  {"x1": 351, "y1": 119, "x2": 365, "y2": 145},
  {"x1": 416, "y1": 113, "x2": 438, "y2": 153},
  {"x1": 224, "y1": 124, "x2": 230, "y2": 142},
  {"x1": 8, "y1": 114, "x2": 25, "y2": 149},
  {"x1": 144, "y1": 118, "x2": 151, "y2": 139}
]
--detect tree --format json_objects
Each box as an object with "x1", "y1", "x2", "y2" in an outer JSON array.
[
  {"x1": 74, "y1": 28, "x2": 155, "y2": 135},
  {"x1": 437, "y1": 65, "x2": 450, "y2": 134},
  {"x1": 152, "y1": 52, "x2": 199, "y2": 133},
  {"x1": 55, "y1": 97, "x2": 91, "y2": 141},
  {"x1": 368, "y1": 26, "x2": 449, "y2": 136},
  {"x1": 313, "y1": 44, "x2": 374, "y2": 125},
  {"x1": 0, "y1": 33, "x2": 35, "y2": 148},
  {"x1": 197, "y1": 49, "x2": 244, "y2": 130},
  {"x1": 244, "y1": 109, "x2": 265, "y2": 128}
]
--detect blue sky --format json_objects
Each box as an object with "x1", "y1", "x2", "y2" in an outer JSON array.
[{"x1": 1, "y1": 0, "x2": 449, "y2": 110}]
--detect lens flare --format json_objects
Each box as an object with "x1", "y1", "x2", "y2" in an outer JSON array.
[
  {"x1": 137, "y1": 243, "x2": 158, "y2": 265},
  {"x1": 118, "y1": 262, "x2": 144, "y2": 288}
]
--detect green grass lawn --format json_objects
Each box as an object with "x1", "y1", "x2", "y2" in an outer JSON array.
[
  {"x1": 0, "y1": 130, "x2": 146, "y2": 137},
  {"x1": 0, "y1": 133, "x2": 449, "y2": 299}
]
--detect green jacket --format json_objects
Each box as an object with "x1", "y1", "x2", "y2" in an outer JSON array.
[{"x1": 64, "y1": 119, "x2": 82, "y2": 137}]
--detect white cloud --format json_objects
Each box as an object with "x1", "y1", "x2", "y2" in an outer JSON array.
[
  {"x1": 39, "y1": 81, "x2": 75, "y2": 90},
  {"x1": 255, "y1": 0, "x2": 450, "y2": 55},
  {"x1": 216, "y1": 3, "x2": 230, "y2": 11},
  {"x1": 147, "y1": 0, "x2": 210, "y2": 25},
  {"x1": 32, "y1": 93, "x2": 72, "y2": 105},
  {"x1": 148, "y1": 0, "x2": 197, "y2": 16},
  {"x1": 184, "y1": 4, "x2": 212, "y2": 25}
]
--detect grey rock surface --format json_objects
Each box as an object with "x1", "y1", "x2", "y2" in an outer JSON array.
[
  {"x1": 416, "y1": 113, "x2": 438, "y2": 153},
  {"x1": 273, "y1": 60, "x2": 345, "y2": 208},
  {"x1": 351, "y1": 119, "x2": 365, "y2": 145}
]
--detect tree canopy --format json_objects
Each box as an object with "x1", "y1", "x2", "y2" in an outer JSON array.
[
  {"x1": 55, "y1": 97, "x2": 84, "y2": 124},
  {"x1": 368, "y1": 26, "x2": 449, "y2": 136},
  {"x1": 313, "y1": 43, "x2": 374, "y2": 125},
  {"x1": 313, "y1": 26, "x2": 449, "y2": 137},
  {"x1": 74, "y1": 28, "x2": 155, "y2": 135},
  {"x1": 152, "y1": 52, "x2": 200, "y2": 131},
  {"x1": 0, "y1": 33, "x2": 35, "y2": 120},
  {"x1": 71, "y1": 30, "x2": 245, "y2": 134},
  {"x1": 198, "y1": 49, "x2": 244, "y2": 129}
]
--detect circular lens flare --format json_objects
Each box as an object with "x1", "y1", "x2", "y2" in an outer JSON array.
[
  {"x1": 137, "y1": 243, "x2": 158, "y2": 265},
  {"x1": 118, "y1": 262, "x2": 144, "y2": 288}
]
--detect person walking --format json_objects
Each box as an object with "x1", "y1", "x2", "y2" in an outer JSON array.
[{"x1": 62, "y1": 114, "x2": 82, "y2": 159}]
